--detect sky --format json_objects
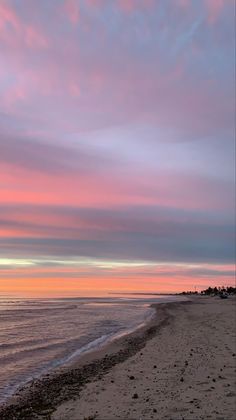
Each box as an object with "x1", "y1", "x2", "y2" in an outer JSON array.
[{"x1": 0, "y1": 0, "x2": 235, "y2": 296}]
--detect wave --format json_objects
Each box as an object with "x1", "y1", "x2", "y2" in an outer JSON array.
[
  {"x1": 64, "y1": 307, "x2": 156, "y2": 364},
  {"x1": 64, "y1": 334, "x2": 112, "y2": 363},
  {"x1": 0, "y1": 298, "x2": 159, "y2": 404},
  {"x1": 0, "y1": 304, "x2": 77, "y2": 315}
]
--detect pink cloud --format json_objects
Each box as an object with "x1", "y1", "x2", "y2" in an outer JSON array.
[
  {"x1": 0, "y1": 154, "x2": 233, "y2": 214},
  {"x1": 63, "y1": 0, "x2": 80, "y2": 24},
  {"x1": 0, "y1": 1, "x2": 48, "y2": 49},
  {"x1": 0, "y1": 1, "x2": 19, "y2": 31},
  {"x1": 0, "y1": 0, "x2": 233, "y2": 137},
  {"x1": 118, "y1": 0, "x2": 136, "y2": 13},
  {"x1": 205, "y1": 0, "x2": 227, "y2": 24},
  {"x1": 25, "y1": 26, "x2": 49, "y2": 49},
  {"x1": 175, "y1": 0, "x2": 230, "y2": 22},
  {"x1": 178, "y1": 0, "x2": 189, "y2": 8},
  {"x1": 2, "y1": 86, "x2": 26, "y2": 109},
  {"x1": 118, "y1": 0, "x2": 154, "y2": 13},
  {"x1": 69, "y1": 82, "x2": 81, "y2": 96}
]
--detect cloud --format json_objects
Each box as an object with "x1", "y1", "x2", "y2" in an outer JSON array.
[
  {"x1": 0, "y1": 132, "x2": 115, "y2": 174},
  {"x1": 118, "y1": 0, "x2": 136, "y2": 14},
  {"x1": 63, "y1": 0, "x2": 80, "y2": 24},
  {"x1": 0, "y1": 1, "x2": 20, "y2": 31},
  {"x1": 0, "y1": 203, "x2": 234, "y2": 265},
  {"x1": 0, "y1": 1, "x2": 49, "y2": 49},
  {"x1": 205, "y1": 0, "x2": 227, "y2": 24},
  {"x1": 0, "y1": 126, "x2": 234, "y2": 216},
  {"x1": 0, "y1": 0, "x2": 234, "y2": 136},
  {"x1": 0, "y1": 0, "x2": 234, "y2": 293}
]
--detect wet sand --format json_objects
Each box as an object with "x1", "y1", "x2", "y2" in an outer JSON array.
[{"x1": 0, "y1": 296, "x2": 235, "y2": 419}]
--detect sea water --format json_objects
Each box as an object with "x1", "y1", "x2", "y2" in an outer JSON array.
[{"x1": 0, "y1": 295, "x2": 184, "y2": 403}]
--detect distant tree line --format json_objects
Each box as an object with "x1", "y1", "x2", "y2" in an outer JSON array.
[
  {"x1": 180, "y1": 286, "x2": 236, "y2": 295},
  {"x1": 200, "y1": 286, "x2": 236, "y2": 295}
]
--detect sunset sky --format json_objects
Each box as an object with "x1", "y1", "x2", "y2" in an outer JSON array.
[{"x1": 0, "y1": 0, "x2": 235, "y2": 296}]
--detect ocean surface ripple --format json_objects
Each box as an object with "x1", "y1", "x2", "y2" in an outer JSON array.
[{"x1": 0, "y1": 295, "x2": 184, "y2": 403}]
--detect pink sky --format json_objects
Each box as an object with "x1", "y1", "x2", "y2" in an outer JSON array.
[{"x1": 0, "y1": 0, "x2": 235, "y2": 295}]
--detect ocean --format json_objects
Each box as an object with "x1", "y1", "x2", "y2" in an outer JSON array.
[{"x1": 0, "y1": 295, "x2": 184, "y2": 403}]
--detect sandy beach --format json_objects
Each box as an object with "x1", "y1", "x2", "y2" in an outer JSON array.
[{"x1": 0, "y1": 296, "x2": 235, "y2": 420}]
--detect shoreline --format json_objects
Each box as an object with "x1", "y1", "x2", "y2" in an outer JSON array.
[
  {"x1": 0, "y1": 299, "x2": 185, "y2": 419},
  {"x1": 0, "y1": 296, "x2": 235, "y2": 419}
]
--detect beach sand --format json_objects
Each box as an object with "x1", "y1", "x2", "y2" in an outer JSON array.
[{"x1": 0, "y1": 296, "x2": 235, "y2": 419}]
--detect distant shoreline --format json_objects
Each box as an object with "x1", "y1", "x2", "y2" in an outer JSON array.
[{"x1": 109, "y1": 292, "x2": 179, "y2": 295}]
